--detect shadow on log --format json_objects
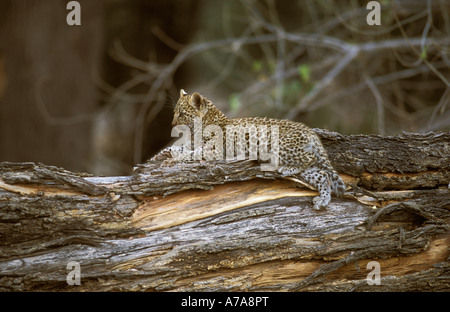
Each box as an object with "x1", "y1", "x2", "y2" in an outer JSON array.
[{"x1": 0, "y1": 130, "x2": 449, "y2": 291}]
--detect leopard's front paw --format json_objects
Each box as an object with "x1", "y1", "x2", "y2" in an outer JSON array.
[{"x1": 313, "y1": 193, "x2": 330, "y2": 210}]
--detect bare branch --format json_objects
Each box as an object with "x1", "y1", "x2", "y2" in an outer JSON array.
[{"x1": 364, "y1": 73, "x2": 385, "y2": 135}]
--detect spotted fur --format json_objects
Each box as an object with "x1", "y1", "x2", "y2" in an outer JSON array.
[{"x1": 170, "y1": 89, "x2": 346, "y2": 209}]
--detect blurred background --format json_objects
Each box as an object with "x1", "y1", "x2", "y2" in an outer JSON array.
[{"x1": 0, "y1": 0, "x2": 449, "y2": 176}]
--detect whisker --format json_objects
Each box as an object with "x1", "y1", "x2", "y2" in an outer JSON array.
[{"x1": 164, "y1": 94, "x2": 176, "y2": 111}]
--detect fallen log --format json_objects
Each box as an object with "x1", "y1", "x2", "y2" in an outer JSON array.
[{"x1": 0, "y1": 130, "x2": 448, "y2": 291}]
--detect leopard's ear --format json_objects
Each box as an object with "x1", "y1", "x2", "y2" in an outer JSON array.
[
  {"x1": 191, "y1": 92, "x2": 206, "y2": 111},
  {"x1": 180, "y1": 89, "x2": 188, "y2": 98}
]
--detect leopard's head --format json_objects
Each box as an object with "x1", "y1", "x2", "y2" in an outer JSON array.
[{"x1": 172, "y1": 89, "x2": 228, "y2": 128}]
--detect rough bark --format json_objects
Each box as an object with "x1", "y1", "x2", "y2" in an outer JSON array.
[{"x1": 0, "y1": 130, "x2": 449, "y2": 291}]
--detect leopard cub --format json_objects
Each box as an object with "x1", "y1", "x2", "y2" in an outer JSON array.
[{"x1": 159, "y1": 89, "x2": 345, "y2": 210}]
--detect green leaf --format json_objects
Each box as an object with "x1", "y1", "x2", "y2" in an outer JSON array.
[
  {"x1": 252, "y1": 60, "x2": 263, "y2": 73},
  {"x1": 298, "y1": 64, "x2": 310, "y2": 83},
  {"x1": 420, "y1": 46, "x2": 427, "y2": 60},
  {"x1": 229, "y1": 93, "x2": 241, "y2": 112},
  {"x1": 283, "y1": 80, "x2": 302, "y2": 97}
]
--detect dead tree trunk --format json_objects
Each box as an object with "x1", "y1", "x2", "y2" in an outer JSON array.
[{"x1": 0, "y1": 130, "x2": 449, "y2": 291}]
